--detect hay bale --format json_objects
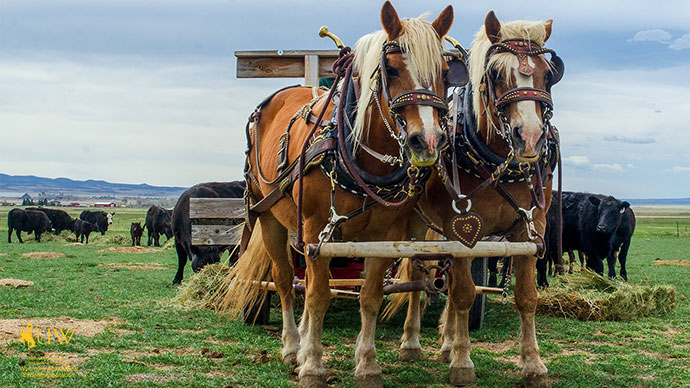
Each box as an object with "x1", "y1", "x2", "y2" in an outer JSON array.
[
  {"x1": 535, "y1": 270, "x2": 676, "y2": 321},
  {"x1": 172, "y1": 264, "x2": 232, "y2": 309}
]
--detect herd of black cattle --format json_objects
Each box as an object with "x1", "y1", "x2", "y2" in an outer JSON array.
[{"x1": 6, "y1": 181, "x2": 634, "y2": 287}]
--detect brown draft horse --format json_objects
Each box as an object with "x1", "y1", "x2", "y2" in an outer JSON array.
[
  {"x1": 234, "y1": 3, "x2": 455, "y2": 387},
  {"x1": 392, "y1": 11, "x2": 562, "y2": 388}
]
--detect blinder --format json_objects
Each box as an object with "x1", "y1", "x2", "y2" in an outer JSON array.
[
  {"x1": 547, "y1": 53, "x2": 564, "y2": 90},
  {"x1": 444, "y1": 55, "x2": 469, "y2": 90}
]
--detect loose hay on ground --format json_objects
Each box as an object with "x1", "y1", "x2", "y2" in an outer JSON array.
[
  {"x1": 22, "y1": 252, "x2": 64, "y2": 259},
  {"x1": 654, "y1": 260, "x2": 690, "y2": 267},
  {"x1": 98, "y1": 262, "x2": 166, "y2": 270},
  {"x1": 97, "y1": 246, "x2": 159, "y2": 254},
  {"x1": 534, "y1": 270, "x2": 676, "y2": 321},
  {"x1": 172, "y1": 264, "x2": 232, "y2": 309},
  {"x1": 92, "y1": 234, "x2": 131, "y2": 245},
  {"x1": 0, "y1": 278, "x2": 34, "y2": 288}
]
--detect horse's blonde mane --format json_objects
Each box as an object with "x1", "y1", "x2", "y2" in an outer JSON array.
[
  {"x1": 352, "y1": 14, "x2": 444, "y2": 145},
  {"x1": 468, "y1": 20, "x2": 550, "y2": 132}
]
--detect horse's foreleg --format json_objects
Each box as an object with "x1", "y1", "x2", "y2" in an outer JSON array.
[
  {"x1": 355, "y1": 257, "x2": 392, "y2": 387},
  {"x1": 446, "y1": 257, "x2": 476, "y2": 385},
  {"x1": 399, "y1": 264, "x2": 424, "y2": 361},
  {"x1": 513, "y1": 254, "x2": 549, "y2": 388},
  {"x1": 297, "y1": 255, "x2": 331, "y2": 387}
]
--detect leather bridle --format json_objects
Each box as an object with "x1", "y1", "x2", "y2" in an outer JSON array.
[
  {"x1": 482, "y1": 39, "x2": 564, "y2": 144},
  {"x1": 377, "y1": 41, "x2": 450, "y2": 147}
]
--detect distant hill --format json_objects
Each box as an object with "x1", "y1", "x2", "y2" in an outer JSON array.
[
  {"x1": 624, "y1": 198, "x2": 690, "y2": 206},
  {"x1": 0, "y1": 173, "x2": 188, "y2": 198}
]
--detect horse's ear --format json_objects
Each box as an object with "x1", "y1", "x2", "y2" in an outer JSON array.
[
  {"x1": 484, "y1": 10, "x2": 501, "y2": 44},
  {"x1": 544, "y1": 19, "x2": 553, "y2": 42},
  {"x1": 381, "y1": 1, "x2": 403, "y2": 40},
  {"x1": 432, "y1": 5, "x2": 453, "y2": 39}
]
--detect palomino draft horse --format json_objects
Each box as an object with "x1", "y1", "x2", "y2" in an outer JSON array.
[
  {"x1": 234, "y1": 3, "x2": 457, "y2": 387},
  {"x1": 394, "y1": 11, "x2": 564, "y2": 387}
]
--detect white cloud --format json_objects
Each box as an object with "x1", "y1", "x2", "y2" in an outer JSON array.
[
  {"x1": 670, "y1": 166, "x2": 690, "y2": 173},
  {"x1": 593, "y1": 163, "x2": 625, "y2": 172},
  {"x1": 626, "y1": 164, "x2": 635, "y2": 169},
  {"x1": 630, "y1": 29, "x2": 672, "y2": 44},
  {"x1": 669, "y1": 33, "x2": 690, "y2": 50},
  {"x1": 563, "y1": 155, "x2": 591, "y2": 167}
]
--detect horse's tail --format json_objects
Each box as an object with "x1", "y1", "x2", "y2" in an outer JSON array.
[
  {"x1": 381, "y1": 258, "x2": 412, "y2": 321},
  {"x1": 213, "y1": 218, "x2": 272, "y2": 321}
]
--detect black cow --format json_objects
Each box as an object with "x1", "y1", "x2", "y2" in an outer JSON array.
[
  {"x1": 8, "y1": 209, "x2": 52, "y2": 243},
  {"x1": 145, "y1": 206, "x2": 172, "y2": 247},
  {"x1": 26, "y1": 207, "x2": 75, "y2": 234},
  {"x1": 79, "y1": 210, "x2": 113, "y2": 235},
  {"x1": 172, "y1": 181, "x2": 245, "y2": 285},
  {"x1": 540, "y1": 192, "x2": 630, "y2": 287},
  {"x1": 606, "y1": 207, "x2": 636, "y2": 280},
  {"x1": 130, "y1": 222, "x2": 144, "y2": 246},
  {"x1": 72, "y1": 219, "x2": 101, "y2": 244}
]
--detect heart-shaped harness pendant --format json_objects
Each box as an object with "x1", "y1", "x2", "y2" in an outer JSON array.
[{"x1": 444, "y1": 212, "x2": 484, "y2": 248}]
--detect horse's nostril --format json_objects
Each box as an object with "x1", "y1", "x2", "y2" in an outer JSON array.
[
  {"x1": 408, "y1": 134, "x2": 426, "y2": 152},
  {"x1": 437, "y1": 131, "x2": 448, "y2": 148},
  {"x1": 513, "y1": 125, "x2": 523, "y2": 138}
]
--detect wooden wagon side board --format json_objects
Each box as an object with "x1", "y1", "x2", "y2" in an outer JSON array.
[
  {"x1": 190, "y1": 198, "x2": 245, "y2": 246},
  {"x1": 235, "y1": 50, "x2": 339, "y2": 86}
]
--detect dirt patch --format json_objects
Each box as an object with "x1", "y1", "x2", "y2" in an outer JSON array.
[
  {"x1": 64, "y1": 243, "x2": 83, "y2": 246},
  {"x1": 98, "y1": 262, "x2": 166, "y2": 271},
  {"x1": 22, "y1": 252, "x2": 64, "y2": 259},
  {"x1": 654, "y1": 260, "x2": 690, "y2": 267},
  {"x1": 125, "y1": 373, "x2": 183, "y2": 384},
  {"x1": 0, "y1": 316, "x2": 118, "y2": 345},
  {"x1": 0, "y1": 253, "x2": 7, "y2": 256},
  {"x1": 0, "y1": 278, "x2": 34, "y2": 288},
  {"x1": 473, "y1": 340, "x2": 518, "y2": 353},
  {"x1": 97, "y1": 247, "x2": 159, "y2": 254}
]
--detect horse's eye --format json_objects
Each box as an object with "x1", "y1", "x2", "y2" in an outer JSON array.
[
  {"x1": 490, "y1": 69, "x2": 502, "y2": 83},
  {"x1": 386, "y1": 66, "x2": 399, "y2": 78}
]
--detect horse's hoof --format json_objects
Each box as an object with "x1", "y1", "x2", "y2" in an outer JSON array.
[
  {"x1": 399, "y1": 347, "x2": 422, "y2": 361},
  {"x1": 355, "y1": 374, "x2": 383, "y2": 388},
  {"x1": 440, "y1": 349, "x2": 452, "y2": 363},
  {"x1": 299, "y1": 374, "x2": 327, "y2": 388},
  {"x1": 522, "y1": 373, "x2": 551, "y2": 388},
  {"x1": 449, "y1": 367, "x2": 476, "y2": 386},
  {"x1": 282, "y1": 352, "x2": 297, "y2": 365}
]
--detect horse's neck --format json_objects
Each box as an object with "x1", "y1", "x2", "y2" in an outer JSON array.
[{"x1": 354, "y1": 107, "x2": 402, "y2": 176}]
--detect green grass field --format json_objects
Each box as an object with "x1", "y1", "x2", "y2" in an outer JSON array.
[{"x1": 0, "y1": 206, "x2": 688, "y2": 387}]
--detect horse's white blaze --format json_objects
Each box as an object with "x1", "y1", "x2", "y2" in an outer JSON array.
[
  {"x1": 512, "y1": 57, "x2": 542, "y2": 153},
  {"x1": 405, "y1": 56, "x2": 440, "y2": 152},
  {"x1": 419, "y1": 106, "x2": 438, "y2": 149}
]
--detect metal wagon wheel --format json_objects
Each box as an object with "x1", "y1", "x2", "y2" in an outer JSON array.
[
  {"x1": 241, "y1": 291, "x2": 274, "y2": 325},
  {"x1": 468, "y1": 257, "x2": 487, "y2": 331}
]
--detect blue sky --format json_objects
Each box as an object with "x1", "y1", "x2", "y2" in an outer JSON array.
[{"x1": 1, "y1": 0, "x2": 689, "y2": 198}]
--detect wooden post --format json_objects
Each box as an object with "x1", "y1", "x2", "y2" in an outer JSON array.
[{"x1": 304, "y1": 55, "x2": 319, "y2": 86}]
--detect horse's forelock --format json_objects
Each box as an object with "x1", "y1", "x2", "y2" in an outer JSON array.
[
  {"x1": 352, "y1": 15, "x2": 444, "y2": 147},
  {"x1": 469, "y1": 20, "x2": 551, "y2": 131}
]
